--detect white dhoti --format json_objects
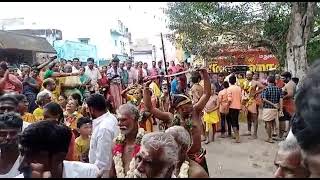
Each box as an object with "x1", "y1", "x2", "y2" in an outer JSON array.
[{"x1": 262, "y1": 108, "x2": 278, "y2": 122}]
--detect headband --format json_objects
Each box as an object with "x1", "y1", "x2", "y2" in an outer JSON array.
[{"x1": 175, "y1": 94, "x2": 192, "y2": 108}]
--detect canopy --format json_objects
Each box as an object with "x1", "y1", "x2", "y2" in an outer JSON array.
[{"x1": 0, "y1": 30, "x2": 56, "y2": 53}]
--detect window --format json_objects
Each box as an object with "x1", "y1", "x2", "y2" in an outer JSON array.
[
  {"x1": 115, "y1": 40, "x2": 117, "y2": 46},
  {"x1": 79, "y1": 38, "x2": 90, "y2": 44}
]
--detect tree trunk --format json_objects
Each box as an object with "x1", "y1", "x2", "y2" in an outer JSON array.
[{"x1": 286, "y1": 2, "x2": 316, "y2": 80}]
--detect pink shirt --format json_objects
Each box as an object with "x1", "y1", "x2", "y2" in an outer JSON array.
[
  {"x1": 169, "y1": 66, "x2": 178, "y2": 74},
  {"x1": 149, "y1": 67, "x2": 159, "y2": 77},
  {"x1": 0, "y1": 74, "x2": 22, "y2": 93},
  {"x1": 227, "y1": 85, "x2": 242, "y2": 110}
]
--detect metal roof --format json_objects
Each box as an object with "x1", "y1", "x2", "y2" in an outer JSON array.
[{"x1": 0, "y1": 30, "x2": 56, "y2": 53}]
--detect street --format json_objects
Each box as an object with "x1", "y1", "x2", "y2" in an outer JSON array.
[{"x1": 204, "y1": 122, "x2": 278, "y2": 178}]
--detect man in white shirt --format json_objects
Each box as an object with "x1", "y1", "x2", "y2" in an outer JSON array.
[
  {"x1": 16, "y1": 120, "x2": 99, "y2": 178},
  {"x1": 84, "y1": 58, "x2": 102, "y2": 93},
  {"x1": 86, "y1": 94, "x2": 119, "y2": 178},
  {"x1": 126, "y1": 60, "x2": 137, "y2": 85},
  {"x1": 71, "y1": 58, "x2": 81, "y2": 73},
  {"x1": 142, "y1": 62, "x2": 149, "y2": 77}
]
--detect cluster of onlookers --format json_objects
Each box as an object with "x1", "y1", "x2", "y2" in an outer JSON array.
[{"x1": 2, "y1": 52, "x2": 319, "y2": 178}]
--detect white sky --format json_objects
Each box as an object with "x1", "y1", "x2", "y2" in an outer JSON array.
[{"x1": 0, "y1": 2, "x2": 169, "y2": 40}]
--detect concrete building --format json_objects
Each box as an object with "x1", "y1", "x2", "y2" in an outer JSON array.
[
  {"x1": 0, "y1": 17, "x2": 132, "y2": 65},
  {"x1": 132, "y1": 39, "x2": 155, "y2": 66},
  {"x1": 110, "y1": 19, "x2": 132, "y2": 62}
]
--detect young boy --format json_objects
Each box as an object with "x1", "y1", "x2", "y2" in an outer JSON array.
[{"x1": 75, "y1": 117, "x2": 92, "y2": 163}]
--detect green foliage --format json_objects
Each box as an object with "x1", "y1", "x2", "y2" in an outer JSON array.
[
  {"x1": 166, "y1": 2, "x2": 320, "y2": 66},
  {"x1": 166, "y1": 2, "x2": 263, "y2": 58},
  {"x1": 307, "y1": 39, "x2": 320, "y2": 64}
]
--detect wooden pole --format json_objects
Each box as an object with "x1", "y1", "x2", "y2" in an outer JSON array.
[{"x1": 160, "y1": 32, "x2": 172, "y2": 104}]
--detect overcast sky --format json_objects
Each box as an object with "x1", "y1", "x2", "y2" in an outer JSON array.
[{"x1": 0, "y1": 2, "x2": 169, "y2": 40}]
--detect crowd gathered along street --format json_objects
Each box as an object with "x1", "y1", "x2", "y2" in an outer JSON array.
[{"x1": 0, "y1": 56, "x2": 318, "y2": 178}]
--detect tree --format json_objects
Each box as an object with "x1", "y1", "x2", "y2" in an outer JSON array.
[
  {"x1": 286, "y1": 2, "x2": 317, "y2": 79},
  {"x1": 166, "y1": 2, "x2": 319, "y2": 79}
]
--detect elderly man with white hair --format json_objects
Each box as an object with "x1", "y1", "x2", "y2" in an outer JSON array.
[
  {"x1": 133, "y1": 132, "x2": 179, "y2": 178},
  {"x1": 165, "y1": 126, "x2": 209, "y2": 178},
  {"x1": 274, "y1": 135, "x2": 309, "y2": 178}
]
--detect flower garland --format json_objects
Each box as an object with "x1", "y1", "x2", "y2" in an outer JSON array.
[
  {"x1": 112, "y1": 128, "x2": 145, "y2": 178},
  {"x1": 173, "y1": 114, "x2": 193, "y2": 131},
  {"x1": 177, "y1": 160, "x2": 189, "y2": 178}
]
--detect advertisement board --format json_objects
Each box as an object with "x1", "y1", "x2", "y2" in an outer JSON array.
[{"x1": 207, "y1": 48, "x2": 279, "y2": 73}]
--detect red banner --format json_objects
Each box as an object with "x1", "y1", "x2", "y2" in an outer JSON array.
[{"x1": 208, "y1": 48, "x2": 279, "y2": 73}]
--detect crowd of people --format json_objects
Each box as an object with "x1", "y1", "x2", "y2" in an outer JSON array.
[{"x1": 0, "y1": 54, "x2": 312, "y2": 178}]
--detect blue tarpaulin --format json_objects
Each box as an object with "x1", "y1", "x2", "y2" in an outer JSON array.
[{"x1": 53, "y1": 40, "x2": 97, "y2": 62}]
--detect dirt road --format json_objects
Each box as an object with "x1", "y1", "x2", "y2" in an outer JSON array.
[{"x1": 204, "y1": 122, "x2": 279, "y2": 178}]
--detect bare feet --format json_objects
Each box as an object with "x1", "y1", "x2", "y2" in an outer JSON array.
[
  {"x1": 265, "y1": 139, "x2": 275, "y2": 143},
  {"x1": 220, "y1": 133, "x2": 226, "y2": 138},
  {"x1": 243, "y1": 131, "x2": 251, "y2": 136},
  {"x1": 205, "y1": 139, "x2": 210, "y2": 144},
  {"x1": 201, "y1": 135, "x2": 206, "y2": 142},
  {"x1": 249, "y1": 135, "x2": 258, "y2": 139}
]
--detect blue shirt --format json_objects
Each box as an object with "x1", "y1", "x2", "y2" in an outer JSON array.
[{"x1": 171, "y1": 78, "x2": 179, "y2": 95}]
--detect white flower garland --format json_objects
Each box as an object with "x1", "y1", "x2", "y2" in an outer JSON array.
[
  {"x1": 113, "y1": 128, "x2": 145, "y2": 178},
  {"x1": 177, "y1": 160, "x2": 189, "y2": 178}
]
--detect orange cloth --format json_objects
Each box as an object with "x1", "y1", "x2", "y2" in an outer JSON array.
[
  {"x1": 283, "y1": 99, "x2": 296, "y2": 116},
  {"x1": 218, "y1": 89, "x2": 229, "y2": 114},
  {"x1": 227, "y1": 85, "x2": 242, "y2": 110},
  {"x1": 138, "y1": 101, "x2": 153, "y2": 133}
]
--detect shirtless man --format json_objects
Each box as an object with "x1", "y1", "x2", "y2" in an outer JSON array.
[
  {"x1": 133, "y1": 132, "x2": 179, "y2": 178},
  {"x1": 109, "y1": 103, "x2": 143, "y2": 178},
  {"x1": 280, "y1": 72, "x2": 296, "y2": 138},
  {"x1": 165, "y1": 126, "x2": 209, "y2": 178},
  {"x1": 143, "y1": 68, "x2": 211, "y2": 174},
  {"x1": 242, "y1": 71, "x2": 265, "y2": 138}
]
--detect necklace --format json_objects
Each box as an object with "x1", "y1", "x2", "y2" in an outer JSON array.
[
  {"x1": 173, "y1": 114, "x2": 193, "y2": 131},
  {"x1": 112, "y1": 128, "x2": 145, "y2": 178}
]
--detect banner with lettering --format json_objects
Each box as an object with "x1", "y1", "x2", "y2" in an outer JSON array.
[{"x1": 207, "y1": 48, "x2": 279, "y2": 73}]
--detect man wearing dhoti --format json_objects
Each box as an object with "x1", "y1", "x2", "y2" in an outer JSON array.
[
  {"x1": 107, "y1": 58, "x2": 123, "y2": 110},
  {"x1": 242, "y1": 71, "x2": 265, "y2": 139},
  {"x1": 261, "y1": 75, "x2": 283, "y2": 143}
]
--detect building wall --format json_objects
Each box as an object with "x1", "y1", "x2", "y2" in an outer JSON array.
[
  {"x1": 110, "y1": 20, "x2": 131, "y2": 59},
  {"x1": 133, "y1": 53, "x2": 153, "y2": 66},
  {"x1": 53, "y1": 40, "x2": 98, "y2": 62}
]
